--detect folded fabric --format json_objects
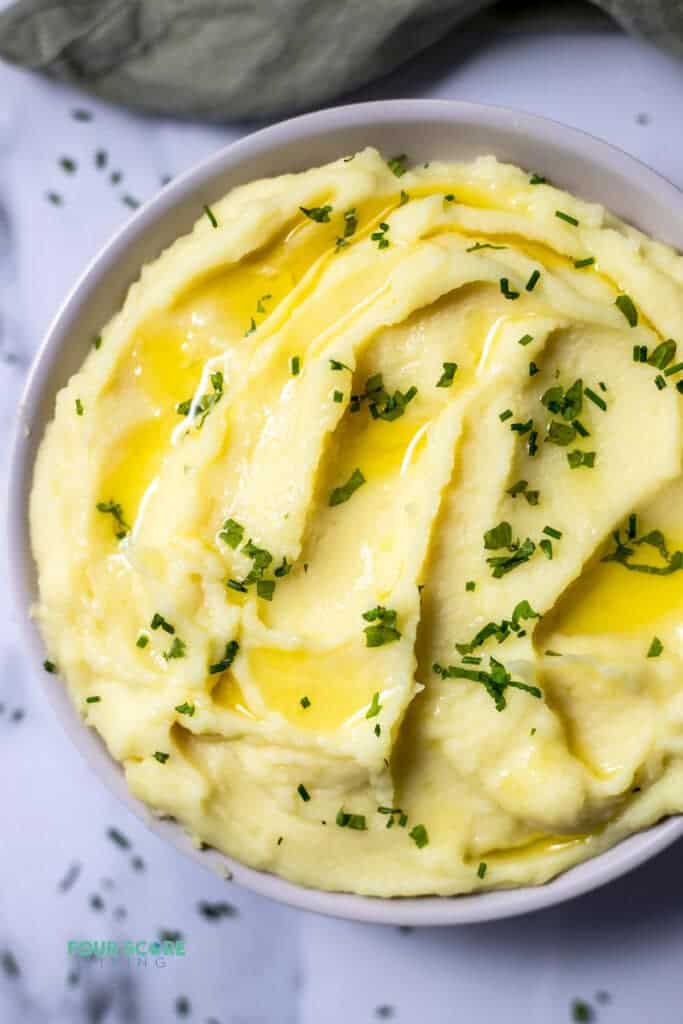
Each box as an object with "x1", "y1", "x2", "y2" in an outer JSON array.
[{"x1": 0, "y1": 0, "x2": 680, "y2": 121}]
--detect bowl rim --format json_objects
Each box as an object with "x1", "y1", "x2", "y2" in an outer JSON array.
[{"x1": 8, "y1": 97, "x2": 683, "y2": 926}]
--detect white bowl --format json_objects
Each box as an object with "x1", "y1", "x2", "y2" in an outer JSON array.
[{"x1": 9, "y1": 99, "x2": 683, "y2": 926}]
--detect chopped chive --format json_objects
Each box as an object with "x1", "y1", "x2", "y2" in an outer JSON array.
[
  {"x1": 95, "y1": 149, "x2": 108, "y2": 169},
  {"x1": 209, "y1": 640, "x2": 239, "y2": 674},
  {"x1": 511, "y1": 419, "x2": 533, "y2": 435},
  {"x1": 409, "y1": 824, "x2": 429, "y2": 848},
  {"x1": 572, "y1": 419, "x2": 590, "y2": 437},
  {"x1": 655, "y1": 374, "x2": 667, "y2": 390},
  {"x1": 525, "y1": 269, "x2": 541, "y2": 292},
  {"x1": 333, "y1": 390, "x2": 344, "y2": 403},
  {"x1": 444, "y1": 193, "x2": 456, "y2": 203},
  {"x1": 647, "y1": 637, "x2": 663, "y2": 658},
  {"x1": 599, "y1": 381, "x2": 607, "y2": 391},
  {"x1": 59, "y1": 156, "x2": 77, "y2": 174},
  {"x1": 399, "y1": 190, "x2": 410, "y2": 205},
  {"x1": 366, "y1": 692, "x2": 382, "y2": 719},
  {"x1": 122, "y1": 195, "x2": 140, "y2": 209},
  {"x1": 477, "y1": 861, "x2": 487, "y2": 879},
  {"x1": 628, "y1": 513, "x2": 638, "y2": 539},
  {"x1": 300, "y1": 696, "x2": 311, "y2": 709},
  {"x1": 329, "y1": 467, "x2": 366, "y2": 507},
  {"x1": 256, "y1": 579, "x2": 275, "y2": 601},
  {"x1": 500, "y1": 278, "x2": 520, "y2": 300},
  {"x1": 677, "y1": 381, "x2": 683, "y2": 394},
  {"x1": 584, "y1": 387, "x2": 606, "y2": 410},
  {"x1": 387, "y1": 154, "x2": 407, "y2": 178},
  {"x1": 499, "y1": 409, "x2": 513, "y2": 422},
  {"x1": 153, "y1": 751, "x2": 169, "y2": 764},
  {"x1": 136, "y1": 635, "x2": 149, "y2": 649},
  {"x1": 507, "y1": 479, "x2": 528, "y2": 497},
  {"x1": 518, "y1": 334, "x2": 534, "y2": 347},
  {"x1": 86, "y1": 696, "x2": 100, "y2": 704},
  {"x1": 555, "y1": 210, "x2": 579, "y2": 226},
  {"x1": 574, "y1": 257, "x2": 595, "y2": 269},
  {"x1": 529, "y1": 173, "x2": 547, "y2": 185},
  {"x1": 648, "y1": 339, "x2": 676, "y2": 369},
  {"x1": 465, "y1": 581, "x2": 476, "y2": 592},
  {"x1": 150, "y1": 613, "x2": 174, "y2": 634},
  {"x1": 290, "y1": 355, "x2": 301, "y2": 376},
  {"x1": 163, "y1": 636, "x2": 186, "y2": 660},
  {"x1": 174, "y1": 702, "x2": 195, "y2": 716},
  {"x1": 75, "y1": 398, "x2": 84, "y2": 416},
  {"x1": 616, "y1": 294, "x2": 638, "y2": 327},
  {"x1": 527, "y1": 431, "x2": 539, "y2": 456},
  {"x1": 219, "y1": 518, "x2": 244, "y2": 549},
  {"x1": 436, "y1": 362, "x2": 458, "y2": 387},
  {"x1": 539, "y1": 538, "x2": 553, "y2": 559},
  {"x1": 297, "y1": 783, "x2": 311, "y2": 802},
  {"x1": 203, "y1": 205, "x2": 218, "y2": 228},
  {"x1": 227, "y1": 579, "x2": 248, "y2": 593},
  {"x1": 664, "y1": 361, "x2": 683, "y2": 377},
  {"x1": 46, "y1": 191, "x2": 63, "y2": 205},
  {"x1": 329, "y1": 358, "x2": 351, "y2": 371},
  {"x1": 567, "y1": 450, "x2": 596, "y2": 468},
  {"x1": 363, "y1": 605, "x2": 401, "y2": 647},
  {"x1": 466, "y1": 241, "x2": 507, "y2": 252},
  {"x1": 545, "y1": 649, "x2": 562, "y2": 657},
  {"x1": 543, "y1": 525, "x2": 562, "y2": 540},
  {"x1": 300, "y1": 205, "x2": 332, "y2": 223}
]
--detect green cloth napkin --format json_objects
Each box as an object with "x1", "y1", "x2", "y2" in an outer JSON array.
[{"x1": 0, "y1": 0, "x2": 680, "y2": 120}]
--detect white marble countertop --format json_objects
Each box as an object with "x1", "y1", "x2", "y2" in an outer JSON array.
[{"x1": 3, "y1": 11, "x2": 683, "y2": 1024}]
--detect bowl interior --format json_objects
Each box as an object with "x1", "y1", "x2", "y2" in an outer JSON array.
[{"x1": 9, "y1": 99, "x2": 683, "y2": 926}]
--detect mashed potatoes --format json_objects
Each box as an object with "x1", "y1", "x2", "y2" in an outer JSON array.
[{"x1": 30, "y1": 148, "x2": 683, "y2": 896}]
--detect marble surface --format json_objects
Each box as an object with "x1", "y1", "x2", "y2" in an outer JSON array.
[{"x1": 3, "y1": 11, "x2": 683, "y2": 1024}]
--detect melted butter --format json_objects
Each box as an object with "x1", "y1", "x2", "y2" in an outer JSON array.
[
  {"x1": 475, "y1": 832, "x2": 589, "y2": 865},
  {"x1": 211, "y1": 672, "x2": 254, "y2": 718},
  {"x1": 540, "y1": 555, "x2": 683, "y2": 638},
  {"x1": 98, "y1": 413, "x2": 177, "y2": 528},
  {"x1": 247, "y1": 646, "x2": 382, "y2": 732},
  {"x1": 331, "y1": 412, "x2": 431, "y2": 484}
]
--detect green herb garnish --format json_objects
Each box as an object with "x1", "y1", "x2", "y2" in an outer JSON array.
[
  {"x1": 219, "y1": 518, "x2": 244, "y2": 549},
  {"x1": 300, "y1": 696, "x2": 311, "y2": 709},
  {"x1": 329, "y1": 467, "x2": 366, "y2": 507},
  {"x1": 290, "y1": 355, "x2": 301, "y2": 376},
  {"x1": 555, "y1": 210, "x2": 579, "y2": 226},
  {"x1": 526, "y1": 269, "x2": 541, "y2": 292},
  {"x1": 477, "y1": 861, "x2": 487, "y2": 879},
  {"x1": 518, "y1": 334, "x2": 534, "y2": 347},
  {"x1": 209, "y1": 640, "x2": 239, "y2": 674},
  {"x1": 584, "y1": 386, "x2": 606, "y2": 411},
  {"x1": 366, "y1": 692, "x2": 382, "y2": 719},
  {"x1": 75, "y1": 398, "x2": 84, "y2": 416},
  {"x1": 175, "y1": 702, "x2": 195, "y2": 716},
  {"x1": 86, "y1": 696, "x2": 101, "y2": 704},
  {"x1": 136, "y1": 635, "x2": 149, "y2": 649},
  {"x1": 163, "y1": 637, "x2": 186, "y2": 660},
  {"x1": 153, "y1": 751, "x2": 169, "y2": 764},
  {"x1": 409, "y1": 824, "x2": 429, "y2": 848},
  {"x1": 647, "y1": 637, "x2": 663, "y2": 658},
  {"x1": 300, "y1": 205, "x2": 332, "y2": 223},
  {"x1": 371, "y1": 222, "x2": 390, "y2": 249},
  {"x1": 363, "y1": 606, "x2": 401, "y2": 647},
  {"x1": 436, "y1": 362, "x2": 458, "y2": 387},
  {"x1": 203, "y1": 205, "x2": 218, "y2": 228},
  {"x1": 467, "y1": 241, "x2": 507, "y2": 252},
  {"x1": 602, "y1": 522, "x2": 683, "y2": 575},
  {"x1": 297, "y1": 784, "x2": 311, "y2": 802},
  {"x1": 336, "y1": 809, "x2": 367, "y2": 830},
  {"x1": 529, "y1": 174, "x2": 547, "y2": 185},
  {"x1": 96, "y1": 500, "x2": 129, "y2": 539},
  {"x1": 574, "y1": 257, "x2": 595, "y2": 269},
  {"x1": 387, "y1": 154, "x2": 407, "y2": 178},
  {"x1": 433, "y1": 655, "x2": 542, "y2": 711},
  {"x1": 500, "y1": 277, "x2": 520, "y2": 300},
  {"x1": 616, "y1": 294, "x2": 638, "y2": 327},
  {"x1": 151, "y1": 613, "x2": 175, "y2": 634},
  {"x1": 567, "y1": 450, "x2": 596, "y2": 468}
]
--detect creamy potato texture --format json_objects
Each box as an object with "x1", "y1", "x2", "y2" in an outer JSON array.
[{"x1": 31, "y1": 149, "x2": 683, "y2": 896}]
